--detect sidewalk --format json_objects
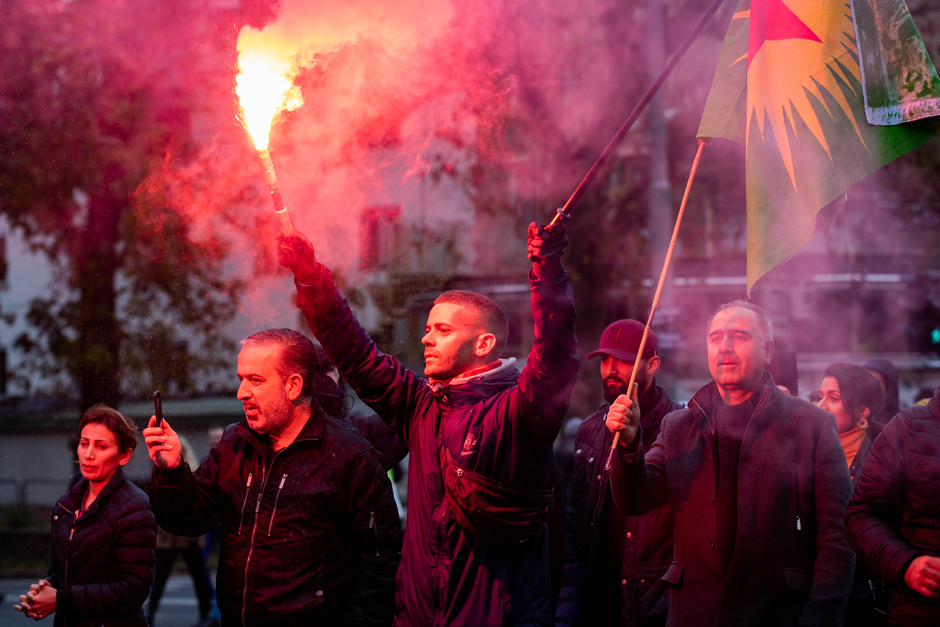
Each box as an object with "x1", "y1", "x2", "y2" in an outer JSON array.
[{"x1": 0, "y1": 574, "x2": 207, "y2": 627}]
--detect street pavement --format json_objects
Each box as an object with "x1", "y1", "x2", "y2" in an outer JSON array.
[{"x1": 0, "y1": 574, "x2": 210, "y2": 627}]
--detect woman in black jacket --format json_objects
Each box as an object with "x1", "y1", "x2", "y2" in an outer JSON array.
[
  {"x1": 16, "y1": 405, "x2": 157, "y2": 626},
  {"x1": 816, "y1": 363, "x2": 887, "y2": 625}
]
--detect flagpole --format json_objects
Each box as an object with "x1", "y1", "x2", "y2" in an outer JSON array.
[
  {"x1": 605, "y1": 141, "x2": 707, "y2": 470},
  {"x1": 549, "y1": 0, "x2": 727, "y2": 226}
]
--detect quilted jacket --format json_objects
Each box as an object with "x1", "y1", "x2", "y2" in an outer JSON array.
[
  {"x1": 48, "y1": 468, "x2": 156, "y2": 627},
  {"x1": 845, "y1": 392, "x2": 940, "y2": 624}
]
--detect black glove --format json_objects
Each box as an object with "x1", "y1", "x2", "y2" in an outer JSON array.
[
  {"x1": 277, "y1": 232, "x2": 319, "y2": 284},
  {"x1": 527, "y1": 221, "x2": 567, "y2": 270}
]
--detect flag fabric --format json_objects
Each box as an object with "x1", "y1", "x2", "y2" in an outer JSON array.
[
  {"x1": 697, "y1": 0, "x2": 940, "y2": 292},
  {"x1": 854, "y1": 0, "x2": 940, "y2": 125}
]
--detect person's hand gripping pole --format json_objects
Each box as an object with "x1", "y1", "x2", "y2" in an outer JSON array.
[
  {"x1": 277, "y1": 230, "x2": 319, "y2": 284},
  {"x1": 604, "y1": 382, "x2": 641, "y2": 470}
]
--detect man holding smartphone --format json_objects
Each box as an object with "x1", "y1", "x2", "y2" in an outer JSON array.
[{"x1": 144, "y1": 328, "x2": 402, "y2": 627}]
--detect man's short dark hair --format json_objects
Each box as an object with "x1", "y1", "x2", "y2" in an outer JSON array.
[
  {"x1": 80, "y1": 405, "x2": 138, "y2": 454},
  {"x1": 707, "y1": 299, "x2": 774, "y2": 344},
  {"x1": 434, "y1": 290, "x2": 509, "y2": 356},
  {"x1": 241, "y1": 329, "x2": 323, "y2": 400}
]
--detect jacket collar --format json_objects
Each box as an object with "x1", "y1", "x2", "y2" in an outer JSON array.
[
  {"x1": 428, "y1": 357, "x2": 520, "y2": 405},
  {"x1": 60, "y1": 467, "x2": 127, "y2": 516},
  {"x1": 689, "y1": 371, "x2": 777, "y2": 436},
  {"x1": 232, "y1": 400, "x2": 327, "y2": 453}
]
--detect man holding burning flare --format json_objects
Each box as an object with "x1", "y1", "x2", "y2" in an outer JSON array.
[{"x1": 278, "y1": 221, "x2": 579, "y2": 626}]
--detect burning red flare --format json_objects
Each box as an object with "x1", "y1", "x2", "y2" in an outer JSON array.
[{"x1": 235, "y1": 32, "x2": 303, "y2": 235}]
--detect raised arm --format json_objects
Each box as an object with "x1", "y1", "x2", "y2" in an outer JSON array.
[
  {"x1": 279, "y1": 232, "x2": 426, "y2": 442},
  {"x1": 513, "y1": 222, "x2": 580, "y2": 452},
  {"x1": 148, "y1": 421, "x2": 225, "y2": 537}
]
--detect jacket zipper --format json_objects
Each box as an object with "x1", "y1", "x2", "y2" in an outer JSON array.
[
  {"x1": 243, "y1": 446, "x2": 293, "y2": 626},
  {"x1": 241, "y1": 462, "x2": 266, "y2": 627},
  {"x1": 57, "y1": 503, "x2": 74, "y2": 591},
  {"x1": 237, "y1": 473, "x2": 253, "y2": 535},
  {"x1": 233, "y1": 430, "x2": 317, "y2": 626},
  {"x1": 266, "y1": 474, "x2": 288, "y2": 537},
  {"x1": 792, "y1": 464, "x2": 803, "y2": 531},
  {"x1": 369, "y1": 509, "x2": 379, "y2": 556}
]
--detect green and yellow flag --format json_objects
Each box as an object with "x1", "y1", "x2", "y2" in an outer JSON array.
[{"x1": 697, "y1": 0, "x2": 940, "y2": 292}]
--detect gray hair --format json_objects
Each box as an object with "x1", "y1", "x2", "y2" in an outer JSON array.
[
  {"x1": 706, "y1": 300, "x2": 773, "y2": 344},
  {"x1": 241, "y1": 328, "x2": 324, "y2": 400}
]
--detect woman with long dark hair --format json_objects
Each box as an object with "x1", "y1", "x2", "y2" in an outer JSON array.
[
  {"x1": 816, "y1": 363, "x2": 887, "y2": 625},
  {"x1": 15, "y1": 405, "x2": 156, "y2": 625},
  {"x1": 817, "y1": 364, "x2": 884, "y2": 482}
]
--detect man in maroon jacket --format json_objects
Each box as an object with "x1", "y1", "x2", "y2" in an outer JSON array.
[{"x1": 278, "y1": 221, "x2": 579, "y2": 626}]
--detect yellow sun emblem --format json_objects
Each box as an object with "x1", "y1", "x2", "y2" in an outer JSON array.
[{"x1": 735, "y1": 0, "x2": 866, "y2": 190}]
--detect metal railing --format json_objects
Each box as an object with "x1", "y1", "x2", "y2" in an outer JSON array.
[{"x1": 0, "y1": 478, "x2": 72, "y2": 507}]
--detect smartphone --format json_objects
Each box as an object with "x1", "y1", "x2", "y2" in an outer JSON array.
[{"x1": 153, "y1": 391, "x2": 163, "y2": 422}]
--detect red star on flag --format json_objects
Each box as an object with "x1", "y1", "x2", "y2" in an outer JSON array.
[{"x1": 748, "y1": 0, "x2": 822, "y2": 67}]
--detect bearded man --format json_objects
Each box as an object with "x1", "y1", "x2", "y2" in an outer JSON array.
[
  {"x1": 145, "y1": 329, "x2": 402, "y2": 626},
  {"x1": 556, "y1": 320, "x2": 682, "y2": 626},
  {"x1": 278, "y1": 221, "x2": 579, "y2": 626}
]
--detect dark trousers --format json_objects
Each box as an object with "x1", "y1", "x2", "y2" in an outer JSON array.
[{"x1": 148, "y1": 543, "x2": 213, "y2": 623}]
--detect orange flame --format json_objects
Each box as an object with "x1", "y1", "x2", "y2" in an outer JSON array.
[{"x1": 235, "y1": 30, "x2": 303, "y2": 151}]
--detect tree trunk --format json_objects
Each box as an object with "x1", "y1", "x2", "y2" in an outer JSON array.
[{"x1": 76, "y1": 187, "x2": 121, "y2": 411}]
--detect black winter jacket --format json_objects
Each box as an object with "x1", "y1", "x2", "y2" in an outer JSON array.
[
  {"x1": 48, "y1": 468, "x2": 156, "y2": 627},
  {"x1": 610, "y1": 376, "x2": 855, "y2": 627},
  {"x1": 845, "y1": 393, "x2": 940, "y2": 625},
  {"x1": 556, "y1": 385, "x2": 682, "y2": 627},
  {"x1": 295, "y1": 262, "x2": 579, "y2": 626},
  {"x1": 151, "y1": 405, "x2": 402, "y2": 626}
]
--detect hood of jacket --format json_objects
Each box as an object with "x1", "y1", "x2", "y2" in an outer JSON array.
[
  {"x1": 428, "y1": 357, "x2": 520, "y2": 407},
  {"x1": 863, "y1": 358, "x2": 900, "y2": 421}
]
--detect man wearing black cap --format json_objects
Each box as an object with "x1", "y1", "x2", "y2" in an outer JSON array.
[{"x1": 556, "y1": 320, "x2": 682, "y2": 627}]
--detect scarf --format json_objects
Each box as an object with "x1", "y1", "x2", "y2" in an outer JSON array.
[{"x1": 839, "y1": 425, "x2": 869, "y2": 471}]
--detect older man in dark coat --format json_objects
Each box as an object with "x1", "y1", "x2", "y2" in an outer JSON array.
[{"x1": 605, "y1": 301, "x2": 855, "y2": 627}]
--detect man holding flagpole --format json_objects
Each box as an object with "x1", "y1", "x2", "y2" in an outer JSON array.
[
  {"x1": 278, "y1": 221, "x2": 579, "y2": 626},
  {"x1": 556, "y1": 320, "x2": 682, "y2": 627},
  {"x1": 605, "y1": 301, "x2": 855, "y2": 626}
]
